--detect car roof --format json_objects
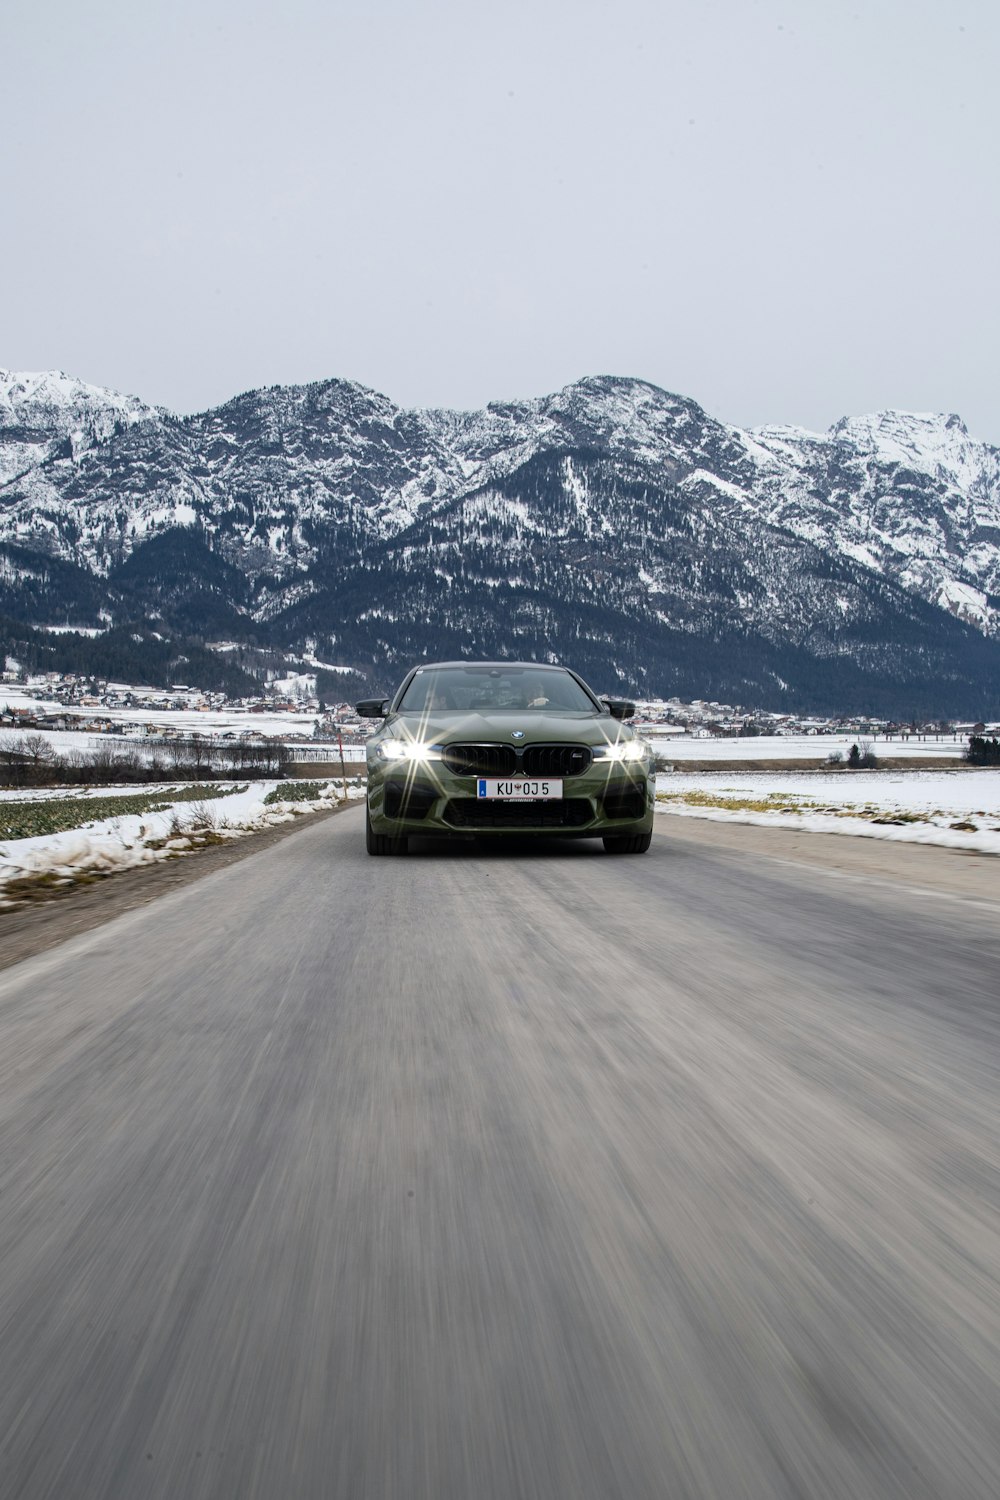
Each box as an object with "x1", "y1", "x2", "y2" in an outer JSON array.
[{"x1": 411, "y1": 661, "x2": 566, "y2": 672}]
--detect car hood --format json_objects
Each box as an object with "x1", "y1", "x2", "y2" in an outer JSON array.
[{"x1": 385, "y1": 710, "x2": 632, "y2": 747}]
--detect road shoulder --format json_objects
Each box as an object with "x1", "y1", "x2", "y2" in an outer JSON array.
[
  {"x1": 0, "y1": 801, "x2": 359, "y2": 973},
  {"x1": 658, "y1": 812, "x2": 1000, "y2": 907}
]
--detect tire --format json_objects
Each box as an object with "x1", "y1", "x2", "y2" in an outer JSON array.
[
  {"x1": 603, "y1": 831, "x2": 652, "y2": 855},
  {"x1": 366, "y1": 805, "x2": 408, "y2": 856}
]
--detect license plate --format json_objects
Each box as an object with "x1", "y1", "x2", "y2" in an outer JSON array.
[{"x1": 477, "y1": 778, "x2": 563, "y2": 800}]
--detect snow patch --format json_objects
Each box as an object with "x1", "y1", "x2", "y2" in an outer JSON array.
[
  {"x1": 0, "y1": 779, "x2": 365, "y2": 903},
  {"x1": 656, "y1": 769, "x2": 1000, "y2": 855}
]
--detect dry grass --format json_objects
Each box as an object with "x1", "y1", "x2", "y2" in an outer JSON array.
[{"x1": 655, "y1": 790, "x2": 934, "y2": 824}]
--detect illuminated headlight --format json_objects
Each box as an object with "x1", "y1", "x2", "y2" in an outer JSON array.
[
  {"x1": 593, "y1": 739, "x2": 649, "y2": 763},
  {"x1": 376, "y1": 738, "x2": 442, "y2": 763}
]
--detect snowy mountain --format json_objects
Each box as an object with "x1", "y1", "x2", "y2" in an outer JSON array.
[
  {"x1": 0, "y1": 369, "x2": 162, "y2": 489},
  {"x1": 747, "y1": 410, "x2": 1000, "y2": 634},
  {"x1": 1, "y1": 370, "x2": 998, "y2": 714}
]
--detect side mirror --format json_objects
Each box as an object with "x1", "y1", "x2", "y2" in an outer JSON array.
[
  {"x1": 602, "y1": 698, "x2": 636, "y2": 721},
  {"x1": 355, "y1": 698, "x2": 389, "y2": 718}
]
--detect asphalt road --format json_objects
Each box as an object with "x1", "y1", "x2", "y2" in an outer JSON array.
[{"x1": 1, "y1": 809, "x2": 998, "y2": 1499}]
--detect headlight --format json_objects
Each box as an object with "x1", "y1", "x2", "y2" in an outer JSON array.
[
  {"x1": 593, "y1": 739, "x2": 649, "y2": 763},
  {"x1": 375, "y1": 738, "x2": 442, "y2": 762}
]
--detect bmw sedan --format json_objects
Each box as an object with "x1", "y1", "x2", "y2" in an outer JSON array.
[{"x1": 357, "y1": 660, "x2": 655, "y2": 855}]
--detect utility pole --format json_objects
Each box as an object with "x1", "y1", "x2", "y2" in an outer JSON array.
[{"x1": 337, "y1": 729, "x2": 347, "y2": 801}]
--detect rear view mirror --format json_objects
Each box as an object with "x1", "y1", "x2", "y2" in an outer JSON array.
[
  {"x1": 355, "y1": 698, "x2": 389, "y2": 718},
  {"x1": 602, "y1": 698, "x2": 636, "y2": 721}
]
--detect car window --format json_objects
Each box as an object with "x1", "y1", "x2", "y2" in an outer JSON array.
[{"x1": 397, "y1": 667, "x2": 596, "y2": 713}]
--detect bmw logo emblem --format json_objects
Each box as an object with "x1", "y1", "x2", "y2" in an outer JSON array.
[{"x1": 511, "y1": 729, "x2": 525, "y2": 740}]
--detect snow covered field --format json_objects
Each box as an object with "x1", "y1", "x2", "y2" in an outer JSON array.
[
  {"x1": 0, "y1": 728, "x2": 368, "y2": 765},
  {"x1": 646, "y1": 733, "x2": 970, "y2": 764},
  {"x1": 1, "y1": 688, "x2": 332, "y2": 741},
  {"x1": 656, "y1": 769, "x2": 1000, "y2": 854},
  {"x1": 0, "y1": 779, "x2": 363, "y2": 904}
]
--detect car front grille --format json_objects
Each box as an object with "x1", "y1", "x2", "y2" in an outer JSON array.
[
  {"x1": 522, "y1": 744, "x2": 593, "y2": 777},
  {"x1": 441, "y1": 743, "x2": 517, "y2": 777},
  {"x1": 442, "y1": 798, "x2": 593, "y2": 830},
  {"x1": 441, "y1": 743, "x2": 593, "y2": 778}
]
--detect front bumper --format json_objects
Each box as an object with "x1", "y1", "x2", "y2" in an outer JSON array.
[{"x1": 366, "y1": 761, "x2": 656, "y2": 838}]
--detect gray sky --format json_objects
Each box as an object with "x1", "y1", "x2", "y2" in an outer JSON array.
[{"x1": 3, "y1": 0, "x2": 998, "y2": 439}]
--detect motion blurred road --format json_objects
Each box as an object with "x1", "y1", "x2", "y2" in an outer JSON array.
[{"x1": 1, "y1": 808, "x2": 998, "y2": 1499}]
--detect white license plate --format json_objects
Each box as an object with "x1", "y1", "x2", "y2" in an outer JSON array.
[{"x1": 477, "y1": 778, "x2": 563, "y2": 800}]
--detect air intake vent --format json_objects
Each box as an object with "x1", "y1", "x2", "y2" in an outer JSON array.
[
  {"x1": 600, "y1": 790, "x2": 646, "y2": 821},
  {"x1": 443, "y1": 798, "x2": 592, "y2": 830}
]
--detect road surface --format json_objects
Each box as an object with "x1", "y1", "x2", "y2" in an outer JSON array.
[{"x1": 1, "y1": 809, "x2": 998, "y2": 1498}]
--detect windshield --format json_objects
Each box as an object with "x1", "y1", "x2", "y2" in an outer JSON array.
[{"x1": 397, "y1": 665, "x2": 599, "y2": 714}]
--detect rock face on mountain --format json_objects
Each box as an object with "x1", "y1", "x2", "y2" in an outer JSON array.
[{"x1": 1, "y1": 370, "x2": 998, "y2": 714}]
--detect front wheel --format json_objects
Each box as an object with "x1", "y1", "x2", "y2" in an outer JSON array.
[
  {"x1": 366, "y1": 805, "x2": 408, "y2": 856},
  {"x1": 603, "y1": 831, "x2": 652, "y2": 855}
]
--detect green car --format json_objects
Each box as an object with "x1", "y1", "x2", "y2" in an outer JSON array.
[{"x1": 357, "y1": 660, "x2": 655, "y2": 855}]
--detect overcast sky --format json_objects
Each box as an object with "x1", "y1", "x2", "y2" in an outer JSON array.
[{"x1": 3, "y1": 0, "x2": 997, "y2": 439}]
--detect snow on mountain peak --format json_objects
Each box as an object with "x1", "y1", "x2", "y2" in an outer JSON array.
[
  {"x1": 829, "y1": 408, "x2": 975, "y2": 462},
  {"x1": 0, "y1": 368, "x2": 163, "y2": 424},
  {"x1": 418, "y1": 376, "x2": 722, "y2": 487},
  {"x1": 747, "y1": 405, "x2": 1000, "y2": 633},
  {"x1": 0, "y1": 369, "x2": 165, "y2": 488}
]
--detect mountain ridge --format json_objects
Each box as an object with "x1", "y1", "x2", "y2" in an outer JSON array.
[{"x1": 2, "y1": 369, "x2": 998, "y2": 715}]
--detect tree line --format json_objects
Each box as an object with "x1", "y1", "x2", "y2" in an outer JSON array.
[
  {"x1": 966, "y1": 735, "x2": 1000, "y2": 766},
  {"x1": 0, "y1": 734, "x2": 293, "y2": 788}
]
